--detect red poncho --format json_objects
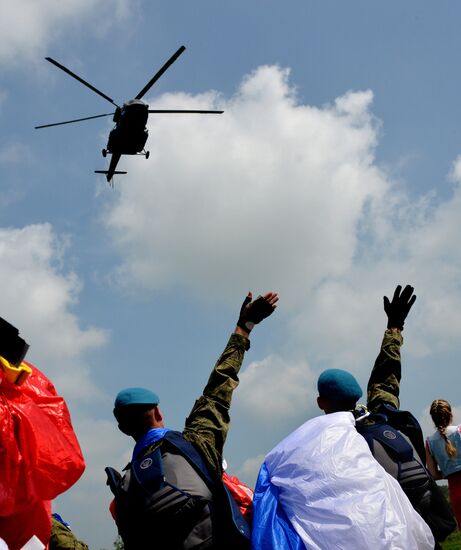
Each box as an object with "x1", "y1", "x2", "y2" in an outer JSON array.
[{"x1": 0, "y1": 363, "x2": 85, "y2": 549}]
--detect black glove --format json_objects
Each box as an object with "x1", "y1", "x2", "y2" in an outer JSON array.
[
  {"x1": 383, "y1": 285, "x2": 416, "y2": 330},
  {"x1": 237, "y1": 293, "x2": 276, "y2": 333}
]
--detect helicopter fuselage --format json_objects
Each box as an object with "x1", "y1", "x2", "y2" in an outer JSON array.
[{"x1": 107, "y1": 99, "x2": 148, "y2": 155}]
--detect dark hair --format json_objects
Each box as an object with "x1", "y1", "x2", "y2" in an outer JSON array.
[
  {"x1": 113, "y1": 403, "x2": 156, "y2": 422},
  {"x1": 321, "y1": 397, "x2": 358, "y2": 413},
  {"x1": 430, "y1": 399, "x2": 457, "y2": 458}
]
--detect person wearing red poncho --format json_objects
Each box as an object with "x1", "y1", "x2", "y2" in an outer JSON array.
[{"x1": 0, "y1": 317, "x2": 85, "y2": 550}]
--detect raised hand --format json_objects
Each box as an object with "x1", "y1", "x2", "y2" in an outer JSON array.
[
  {"x1": 237, "y1": 291, "x2": 279, "y2": 334},
  {"x1": 383, "y1": 285, "x2": 416, "y2": 330}
]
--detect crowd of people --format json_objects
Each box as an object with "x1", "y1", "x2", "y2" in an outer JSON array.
[{"x1": 1, "y1": 286, "x2": 461, "y2": 549}]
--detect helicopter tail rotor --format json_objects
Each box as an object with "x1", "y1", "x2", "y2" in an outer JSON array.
[{"x1": 95, "y1": 169, "x2": 127, "y2": 184}]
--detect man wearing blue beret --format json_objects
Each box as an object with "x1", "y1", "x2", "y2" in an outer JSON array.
[
  {"x1": 106, "y1": 291, "x2": 278, "y2": 550},
  {"x1": 316, "y1": 367, "x2": 363, "y2": 413},
  {"x1": 252, "y1": 285, "x2": 435, "y2": 549}
]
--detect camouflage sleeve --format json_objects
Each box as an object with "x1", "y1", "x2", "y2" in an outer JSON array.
[
  {"x1": 366, "y1": 328, "x2": 403, "y2": 412},
  {"x1": 182, "y1": 333, "x2": 250, "y2": 476}
]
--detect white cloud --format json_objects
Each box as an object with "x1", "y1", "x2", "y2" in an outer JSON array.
[
  {"x1": 290, "y1": 170, "x2": 461, "y2": 374},
  {"x1": 0, "y1": 142, "x2": 32, "y2": 164},
  {"x1": 0, "y1": 224, "x2": 107, "y2": 398},
  {"x1": 236, "y1": 355, "x2": 315, "y2": 421},
  {"x1": 236, "y1": 454, "x2": 265, "y2": 488},
  {"x1": 104, "y1": 65, "x2": 385, "y2": 305},
  {"x1": 0, "y1": 0, "x2": 132, "y2": 66}
]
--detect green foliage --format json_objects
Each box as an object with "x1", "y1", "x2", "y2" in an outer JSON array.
[
  {"x1": 441, "y1": 529, "x2": 461, "y2": 549},
  {"x1": 98, "y1": 536, "x2": 124, "y2": 550}
]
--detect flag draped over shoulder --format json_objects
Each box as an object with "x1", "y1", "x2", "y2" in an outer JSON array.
[{"x1": 252, "y1": 412, "x2": 434, "y2": 550}]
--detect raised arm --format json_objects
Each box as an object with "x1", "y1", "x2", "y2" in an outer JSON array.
[
  {"x1": 367, "y1": 285, "x2": 416, "y2": 412},
  {"x1": 183, "y1": 292, "x2": 278, "y2": 474}
]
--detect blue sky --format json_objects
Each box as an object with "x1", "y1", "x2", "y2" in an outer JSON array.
[{"x1": 3, "y1": 1, "x2": 461, "y2": 547}]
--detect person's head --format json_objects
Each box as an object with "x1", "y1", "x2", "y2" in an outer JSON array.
[
  {"x1": 317, "y1": 368, "x2": 363, "y2": 414},
  {"x1": 113, "y1": 387, "x2": 164, "y2": 441},
  {"x1": 430, "y1": 399, "x2": 457, "y2": 458},
  {"x1": 430, "y1": 399, "x2": 453, "y2": 428}
]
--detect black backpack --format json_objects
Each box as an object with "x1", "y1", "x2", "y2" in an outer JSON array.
[
  {"x1": 106, "y1": 430, "x2": 250, "y2": 550},
  {"x1": 356, "y1": 404, "x2": 457, "y2": 542}
]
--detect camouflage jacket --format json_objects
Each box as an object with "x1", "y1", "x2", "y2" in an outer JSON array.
[
  {"x1": 182, "y1": 333, "x2": 250, "y2": 477},
  {"x1": 366, "y1": 328, "x2": 403, "y2": 413}
]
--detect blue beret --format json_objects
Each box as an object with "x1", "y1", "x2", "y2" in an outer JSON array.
[
  {"x1": 317, "y1": 369, "x2": 362, "y2": 402},
  {"x1": 114, "y1": 387, "x2": 160, "y2": 409}
]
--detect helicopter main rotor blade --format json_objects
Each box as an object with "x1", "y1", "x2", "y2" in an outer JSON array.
[
  {"x1": 35, "y1": 112, "x2": 114, "y2": 129},
  {"x1": 45, "y1": 57, "x2": 118, "y2": 107},
  {"x1": 148, "y1": 110, "x2": 224, "y2": 114},
  {"x1": 135, "y1": 45, "x2": 186, "y2": 100}
]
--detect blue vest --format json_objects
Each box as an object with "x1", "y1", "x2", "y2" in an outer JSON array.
[{"x1": 427, "y1": 426, "x2": 461, "y2": 477}]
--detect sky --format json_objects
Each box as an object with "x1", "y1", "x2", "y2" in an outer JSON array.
[{"x1": 2, "y1": 1, "x2": 461, "y2": 547}]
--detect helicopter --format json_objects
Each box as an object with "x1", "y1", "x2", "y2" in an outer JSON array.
[{"x1": 35, "y1": 46, "x2": 223, "y2": 185}]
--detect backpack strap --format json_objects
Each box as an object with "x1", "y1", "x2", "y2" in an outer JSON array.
[
  {"x1": 222, "y1": 478, "x2": 251, "y2": 539},
  {"x1": 164, "y1": 431, "x2": 251, "y2": 543},
  {"x1": 105, "y1": 466, "x2": 122, "y2": 498},
  {"x1": 131, "y1": 445, "x2": 165, "y2": 495},
  {"x1": 163, "y1": 431, "x2": 216, "y2": 487},
  {"x1": 377, "y1": 404, "x2": 426, "y2": 464},
  {"x1": 361, "y1": 421, "x2": 414, "y2": 463},
  {"x1": 357, "y1": 415, "x2": 430, "y2": 491}
]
